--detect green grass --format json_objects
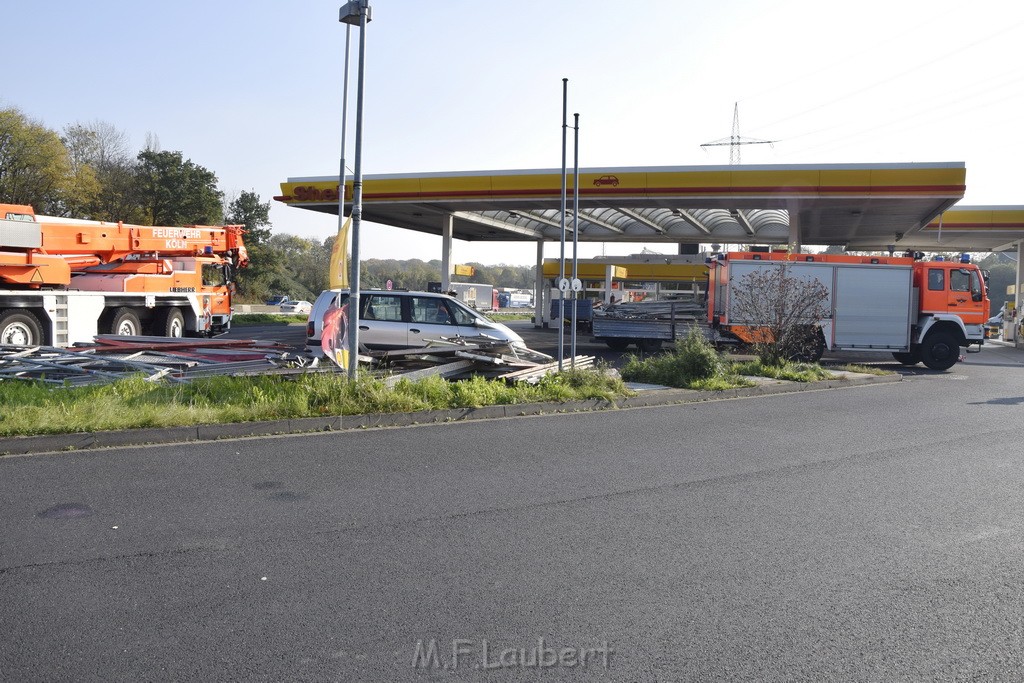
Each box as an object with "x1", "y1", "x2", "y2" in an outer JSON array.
[
  {"x1": 730, "y1": 360, "x2": 835, "y2": 382},
  {"x1": 0, "y1": 368, "x2": 631, "y2": 437},
  {"x1": 830, "y1": 363, "x2": 895, "y2": 376},
  {"x1": 621, "y1": 328, "x2": 753, "y2": 390},
  {"x1": 620, "y1": 328, "x2": 853, "y2": 389},
  {"x1": 232, "y1": 313, "x2": 308, "y2": 325},
  {"x1": 488, "y1": 312, "x2": 534, "y2": 321}
]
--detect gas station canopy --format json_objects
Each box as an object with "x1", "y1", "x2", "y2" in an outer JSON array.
[{"x1": 276, "y1": 162, "x2": 1024, "y2": 252}]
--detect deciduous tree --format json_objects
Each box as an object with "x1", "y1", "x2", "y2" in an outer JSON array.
[
  {"x1": 730, "y1": 263, "x2": 830, "y2": 365},
  {"x1": 0, "y1": 107, "x2": 74, "y2": 214},
  {"x1": 224, "y1": 190, "x2": 272, "y2": 246},
  {"x1": 135, "y1": 150, "x2": 223, "y2": 226},
  {"x1": 62, "y1": 120, "x2": 141, "y2": 222}
]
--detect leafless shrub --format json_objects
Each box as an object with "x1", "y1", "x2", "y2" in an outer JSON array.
[{"x1": 730, "y1": 263, "x2": 830, "y2": 365}]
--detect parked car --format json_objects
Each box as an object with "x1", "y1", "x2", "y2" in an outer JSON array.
[
  {"x1": 266, "y1": 295, "x2": 290, "y2": 306},
  {"x1": 305, "y1": 289, "x2": 526, "y2": 355},
  {"x1": 280, "y1": 300, "x2": 312, "y2": 314},
  {"x1": 986, "y1": 311, "x2": 1003, "y2": 339}
]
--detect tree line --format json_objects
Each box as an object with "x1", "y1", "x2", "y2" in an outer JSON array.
[
  {"x1": 0, "y1": 106, "x2": 538, "y2": 303},
  {"x1": 3, "y1": 106, "x2": 1012, "y2": 308}
]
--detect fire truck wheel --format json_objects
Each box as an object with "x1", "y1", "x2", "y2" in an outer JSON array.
[
  {"x1": 108, "y1": 308, "x2": 142, "y2": 337},
  {"x1": 920, "y1": 330, "x2": 959, "y2": 371},
  {"x1": 790, "y1": 329, "x2": 825, "y2": 363},
  {"x1": 0, "y1": 309, "x2": 44, "y2": 346},
  {"x1": 156, "y1": 307, "x2": 185, "y2": 338},
  {"x1": 891, "y1": 350, "x2": 921, "y2": 366}
]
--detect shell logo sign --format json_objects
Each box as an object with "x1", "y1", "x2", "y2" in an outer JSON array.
[{"x1": 274, "y1": 182, "x2": 346, "y2": 203}]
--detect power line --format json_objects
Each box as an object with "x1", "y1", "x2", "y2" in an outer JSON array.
[{"x1": 742, "y1": 17, "x2": 1024, "y2": 139}]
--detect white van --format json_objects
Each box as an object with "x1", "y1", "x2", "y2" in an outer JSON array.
[{"x1": 305, "y1": 289, "x2": 526, "y2": 355}]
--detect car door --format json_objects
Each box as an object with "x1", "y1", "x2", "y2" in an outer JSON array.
[
  {"x1": 358, "y1": 293, "x2": 408, "y2": 349},
  {"x1": 408, "y1": 295, "x2": 460, "y2": 345}
]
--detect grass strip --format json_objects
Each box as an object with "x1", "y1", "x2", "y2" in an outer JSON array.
[
  {"x1": 232, "y1": 313, "x2": 308, "y2": 326},
  {"x1": 0, "y1": 368, "x2": 630, "y2": 437},
  {"x1": 730, "y1": 360, "x2": 835, "y2": 382}
]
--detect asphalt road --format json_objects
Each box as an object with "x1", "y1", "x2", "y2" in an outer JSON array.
[{"x1": 2, "y1": 343, "x2": 1023, "y2": 681}]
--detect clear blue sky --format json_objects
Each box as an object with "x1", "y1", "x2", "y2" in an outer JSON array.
[{"x1": 4, "y1": 0, "x2": 1023, "y2": 264}]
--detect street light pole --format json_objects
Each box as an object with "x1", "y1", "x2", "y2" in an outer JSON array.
[
  {"x1": 570, "y1": 112, "x2": 579, "y2": 366},
  {"x1": 340, "y1": 0, "x2": 371, "y2": 380},
  {"x1": 558, "y1": 78, "x2": 568, "y2": 372},
  {"x1": 337, "y1": 23, "x2": 350, "y2": 273}
]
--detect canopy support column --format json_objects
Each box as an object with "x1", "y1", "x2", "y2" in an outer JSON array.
[
  {"x1": 441, "y1": 214, "x2": 453, "y2": 292},
  {"x1": 1016, "y1": 240, "x2": 1022, "y2": 347},
  {"x1": 787, "y1": 201, "x2": 802, "y2": 253},
  {"x1": 604, "y1": 264, "x2": 614, "y2": 304},
  {"x1": 534, "y1": 241, "x2": 546, "y2": 327}
]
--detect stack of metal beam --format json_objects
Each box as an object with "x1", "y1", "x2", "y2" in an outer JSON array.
[
  {"x1": 373, "y1": 336, "x2": 592, "y2": 386},
  {"x1": 0, "y1": 337, "x2": 327, "y2": 385}
]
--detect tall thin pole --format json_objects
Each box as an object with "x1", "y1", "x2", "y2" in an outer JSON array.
[
  {"x1": 337, "y1": 24, "x2": 350, "y2": 273},
  {"x1": 347, "y1": 3, "x2": 369, "y2": 379},
  {"x1": 570, "y1": 112, "x2": 579, "y2": 366},
  {"x1": 558, "y1": 78, "x2": 568, "y2": 372}
]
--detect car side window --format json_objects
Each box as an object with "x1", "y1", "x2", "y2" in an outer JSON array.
[
  {"x1": 410, "y1": 297, "x2": 454, "y2": 325},
  {"x1": 447, "y1": 301, "x2": 477, "y2": 325},
  {"x1": 950, "y1": 269, "x2": 970, "y2": 292},
  {"x1": 927, "y1": 268, "x2": 944, "y2": 291},
  {"x1": 363, "y1": 294, "x2": 402, "y2": 322}
]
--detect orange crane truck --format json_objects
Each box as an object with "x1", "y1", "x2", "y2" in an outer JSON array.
[
  {"x1": 593, "y1": 250, "x2": 989, "y2": 371},
  {"x1": 0, "y1": 203, "x2": 248, "y2": 347}
]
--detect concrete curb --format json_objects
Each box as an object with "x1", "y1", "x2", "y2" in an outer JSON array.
[{"x1": 0, "y1": 373, "x2": 900, "y2": 456}]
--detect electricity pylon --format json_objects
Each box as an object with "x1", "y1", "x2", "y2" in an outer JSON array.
[{"x1": 701, "y1": 102, "x2": 776, "y2": 164}]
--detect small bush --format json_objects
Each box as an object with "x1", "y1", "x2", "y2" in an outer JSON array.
[
  {"x1": 621, "y1": 328, "x2": 732, "y2": 389},
  {"x1": 672, "y1": 327, "x2": 724, "y2": 380}
]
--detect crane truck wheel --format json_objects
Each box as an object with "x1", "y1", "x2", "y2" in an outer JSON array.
[
  {"x1": 920, "y1": 330, "x2": 959, "y2": 371},
  {"x1": 108, "y1": 308, "x2": 143, "y2": 337},
  {"x1": 155, "y1": 307, "x2": 185, "y2": 338},
  {"x1": 0, "y1": 309, "x2": 44, "y2": 346}
]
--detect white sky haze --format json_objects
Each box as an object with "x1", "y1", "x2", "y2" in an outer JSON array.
[{"x1": 4, "y1": 0, "x2": 1023, "y2": 264}]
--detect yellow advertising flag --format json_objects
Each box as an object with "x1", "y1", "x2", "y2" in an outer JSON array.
[{"x1": 328, "y1": 216, "x2": 352, "y2": 289}]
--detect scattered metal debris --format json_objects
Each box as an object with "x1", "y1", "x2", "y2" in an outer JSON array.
[
  {"x1": 371, "y1": 336, "x2": 594, "y2": 386},
  {"x1": 0, "y1": 336, "x2": 328, "y2": 386},
  {"x1": 0, "y1": 334, "x2": 595, "y2": 387}
]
